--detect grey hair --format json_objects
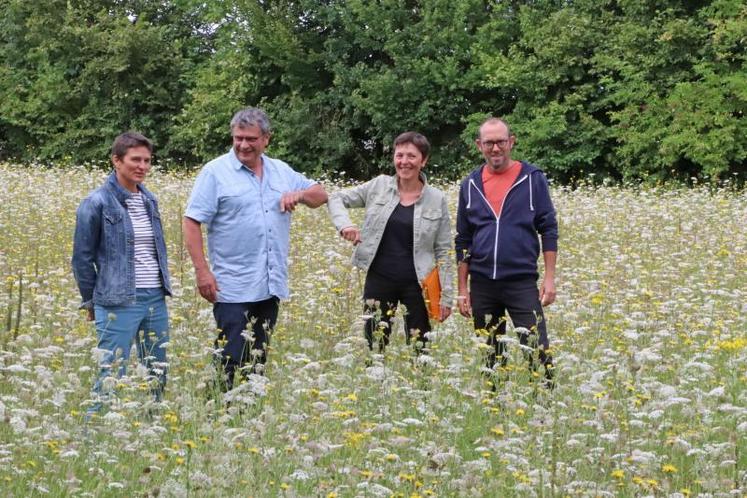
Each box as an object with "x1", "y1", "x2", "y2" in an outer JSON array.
[
  {"x1": 230, "y1": 107, "x2": 272, "y2": 135},
  {"x1": 477, "y1": 117, "x2": 512, "y2": 139}
]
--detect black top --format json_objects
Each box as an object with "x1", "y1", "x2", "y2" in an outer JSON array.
[{"x1": 368, "y1": 203, "x2": 418, "y2": 283}]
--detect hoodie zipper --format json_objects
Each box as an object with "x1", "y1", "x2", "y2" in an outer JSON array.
[{"x1": 469, "y1": 173, "x2": 528, "y2": 279}]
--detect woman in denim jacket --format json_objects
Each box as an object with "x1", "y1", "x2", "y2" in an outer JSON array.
[
  {"x1": 328, "y1": 132, "x2": 454, "y2": 353},
  {"x1": 72, "y1": 132, "x2": 172, "y2": 418}
]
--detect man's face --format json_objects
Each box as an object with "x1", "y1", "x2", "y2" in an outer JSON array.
[
  {"x1": 476, "y1": 121, "x2": 515, "y2": 172},
  {"x1": 232, "y1": 125, "x2": 269, "y2": 168},
  {"x1": 112, "y1": 145, "x2": 152, "y2": 191}
]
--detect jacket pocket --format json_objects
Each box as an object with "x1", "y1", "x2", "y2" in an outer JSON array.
[
  {"x1": 362, "y1": 198, "x2": 389, "y2": 231},
  {"x1": 419, "y1": 208, "x2": 442, "y2": 240},
  {"x1": 421, "y1": 208, "x2": 442, "y2": 224},
  {"x1": 103, "y1": 209, "x2": 126, "y2": 259},
  {"x1": 100, "y1": 209, "x2": 129, "y2": 301}
]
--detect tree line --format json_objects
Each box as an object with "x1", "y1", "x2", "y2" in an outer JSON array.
[{"x1": 1, "y1": 0, "x2": 744, "y2": 183}]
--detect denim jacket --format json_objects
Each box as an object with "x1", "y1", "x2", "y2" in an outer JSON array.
[
  {"x1": 327, "y1": 174, "x2": 454, "y2": 307},
  {"x1": 72, "y1": 172, "x2": 172, "y2": 309}
]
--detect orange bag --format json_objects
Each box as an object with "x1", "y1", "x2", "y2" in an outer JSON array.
[{"x1": 421, "y1": 267, "x2": 442, "y2": 322}]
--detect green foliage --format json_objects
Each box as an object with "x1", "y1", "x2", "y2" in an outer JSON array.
[
  {"x1": 0, "y1": 0, "x2": 205, "y2": 164},
  {"x1": 0, "y1": 0, "x2": 744, "y2": 181}
]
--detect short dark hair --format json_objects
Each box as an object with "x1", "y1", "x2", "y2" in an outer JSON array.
[
  {"x1": 111, "y1": 132, "x2": 153, "y2": 159},
  {"x1": 477, "y1": 117, "x2": 512, "y2": 139},
  {"x1": 230, "y1": 107, "x2": 272, "y2": 135},
  {"x1": 393, "y1": 131, "x2": 431, "y2": 159}
]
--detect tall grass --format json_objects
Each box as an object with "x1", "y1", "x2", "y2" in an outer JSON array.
[{"x1": 0, "y1": 163, "x2": 745, "y2": 497}]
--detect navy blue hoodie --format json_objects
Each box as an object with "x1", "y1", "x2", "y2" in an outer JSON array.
[{"x1": 455, "y1": 161, "x2": 558, "y2": 281}]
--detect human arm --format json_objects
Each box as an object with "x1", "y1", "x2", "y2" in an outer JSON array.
[
  {"x1": 454, "y1": 181, "x2": 473, "y2": 318},
  {"x1": 182, "y1": 168, "x2": 221, "y2": 302},
  {"x1": 457, "y1": 261, "x2": 471, "y2": 318},
  {"x1": 533, "y1": 172, "x2": 558, "y2": 256},
  {"x1": 434, "y1": 194, "x2": 454, "y2": 320},
  {"x1": 327, "y1": 179, "x2": 374, "y2": 245},
  {"x1": 532, "y1": 172, "x2": 558, "y2": 307},
  {"x1": 280, "y1": 183, "x2": 328, "y2": 212},
  {"x1": 454, "y1": 180, "x2": 473, "y2": 268},
  {"x1": 540, "y1": 250, "x2": 556, "y2": 306},
  {"x1": 183, "y1": 216, "x2": 220, "y2": 303},
  {"x1": 71, "y1": 197, "x2": 101, "y2": 317}
]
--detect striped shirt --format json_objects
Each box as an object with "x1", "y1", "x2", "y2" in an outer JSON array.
[{"x1": 125, "y1": 192, "x2": 162, "y2": 288}]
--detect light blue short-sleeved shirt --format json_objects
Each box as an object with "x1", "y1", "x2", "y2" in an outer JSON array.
[{"x1": 185, "y1": 149, "x2": 316, "y2": 303}]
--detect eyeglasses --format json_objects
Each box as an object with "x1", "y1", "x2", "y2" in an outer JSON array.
[
  {"x1": 233, "y1": 134, "x2": 265, "y2": 144},
  {"x1": 480, "y1": 139, "x2": 510, "y2": 149}
]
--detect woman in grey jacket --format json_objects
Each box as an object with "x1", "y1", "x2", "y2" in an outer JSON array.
[{"x1": 328, "y1": 132, "x2": 454, "y2": 353}]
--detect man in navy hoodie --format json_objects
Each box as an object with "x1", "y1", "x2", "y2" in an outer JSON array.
[{"x1": 455, "y1": 117, "x2": 557, "y2": 387}]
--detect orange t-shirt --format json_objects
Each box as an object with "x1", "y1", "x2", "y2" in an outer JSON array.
[{"x1": 481, "y1": 161, "x2": 521, "y2": 217}]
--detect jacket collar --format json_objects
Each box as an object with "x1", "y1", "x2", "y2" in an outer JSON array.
[
  {"x1": 470, "y1": 161, "x2": 537, "y2": 187},
  {"x1": 389, "y1": 171, "x2": 429, "y2": 190},
  {"x1": 105, "y1": 171, "x2": 153, "y2": 205}
]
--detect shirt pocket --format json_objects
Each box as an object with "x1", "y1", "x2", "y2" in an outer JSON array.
[
  {"x1": 219, "y1": 185, "x2": 255, "y2": 215},
  {"x1": 267, "y1": 176, "x2": 290, "y2": 212}
]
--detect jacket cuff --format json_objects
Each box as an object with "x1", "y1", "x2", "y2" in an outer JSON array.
[
  {"x1": 455, "y1": 248, "x2": 471, "y2": 263},
  {"x1": 79, "y1": 299, "x2": 93, "y2": 311},
  {"x1": 541, "y1": 237, "x2": 558, "y2": 252}
]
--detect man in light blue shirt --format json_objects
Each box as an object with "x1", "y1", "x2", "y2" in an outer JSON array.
[{"x1": 184, "y1": 107, "x2": 328, "y2": 390}]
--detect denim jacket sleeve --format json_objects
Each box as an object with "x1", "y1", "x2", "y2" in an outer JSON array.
[
  {"x1": 71, "y1": 195, "x2": 101, "y2": 310},
  {"x1": 327, "y1": 179, "x2": 374, "y2": 232}
]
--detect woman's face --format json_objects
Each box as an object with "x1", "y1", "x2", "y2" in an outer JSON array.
[
  {"x1": 113, "y1": 145, "x2": 152, "y2": 192},
  {"x1": 393, "y1": 142, "x2": 427, "y2": 182}
]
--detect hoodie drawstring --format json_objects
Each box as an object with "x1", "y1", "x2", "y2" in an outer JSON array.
[{"x1": 529, "y1": 173, "x2": 534, "y2": 211}]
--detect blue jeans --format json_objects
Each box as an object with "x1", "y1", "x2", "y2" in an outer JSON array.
[{"x1": 89, "y1": 288, "x2": 169, "y2": 414}]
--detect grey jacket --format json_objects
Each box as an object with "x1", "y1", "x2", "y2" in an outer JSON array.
[{"x1": 328, "y1": 174, "x2": 454, "y2": 307}]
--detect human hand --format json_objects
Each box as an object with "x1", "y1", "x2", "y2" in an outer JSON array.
[
  {"x1": 457, "y1": 293, "x2": 472, "y2": 318},
  {"x1": 540, "y1": 276, "x2": 556, "y2": 306},
  {"x1": 439, "y1": 305, "x2": 452, "y2": 322},
  {"x1": 280, "y1": 190, "x2": 305, "y2": 212},
  {"x1": 86, "y1": 308, "x2": 94, "y2": 322},
  {"x1": 340, "y1": 226, "x2": 362, "y2": 245},
  {"x1": 196, "y1": 268, "x2": 220, "y2": 303}
]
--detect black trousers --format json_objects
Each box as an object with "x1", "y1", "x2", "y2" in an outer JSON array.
[
  {"x1": 213, "y1": 297, "x2": 279, "y2": 389},
  {"x1": 363, "y1": 270, "x2": 431, "y2": 352},
  {"x1": 470, "y1": 274, "x2": 552, "y2": 371}
]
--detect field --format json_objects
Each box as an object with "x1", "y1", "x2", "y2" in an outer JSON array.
[{"x1": 0, "y1": 163, "x2": 745, "y2": 497}]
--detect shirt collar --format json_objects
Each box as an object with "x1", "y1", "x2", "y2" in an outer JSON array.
[{"x1": 229, "y1": 148, "x2": 267, "y2": 175}]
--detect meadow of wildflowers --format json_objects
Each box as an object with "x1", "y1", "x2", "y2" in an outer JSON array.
[{"x1": 0, "y1": 163, "x2": 745, "y2": 497}]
